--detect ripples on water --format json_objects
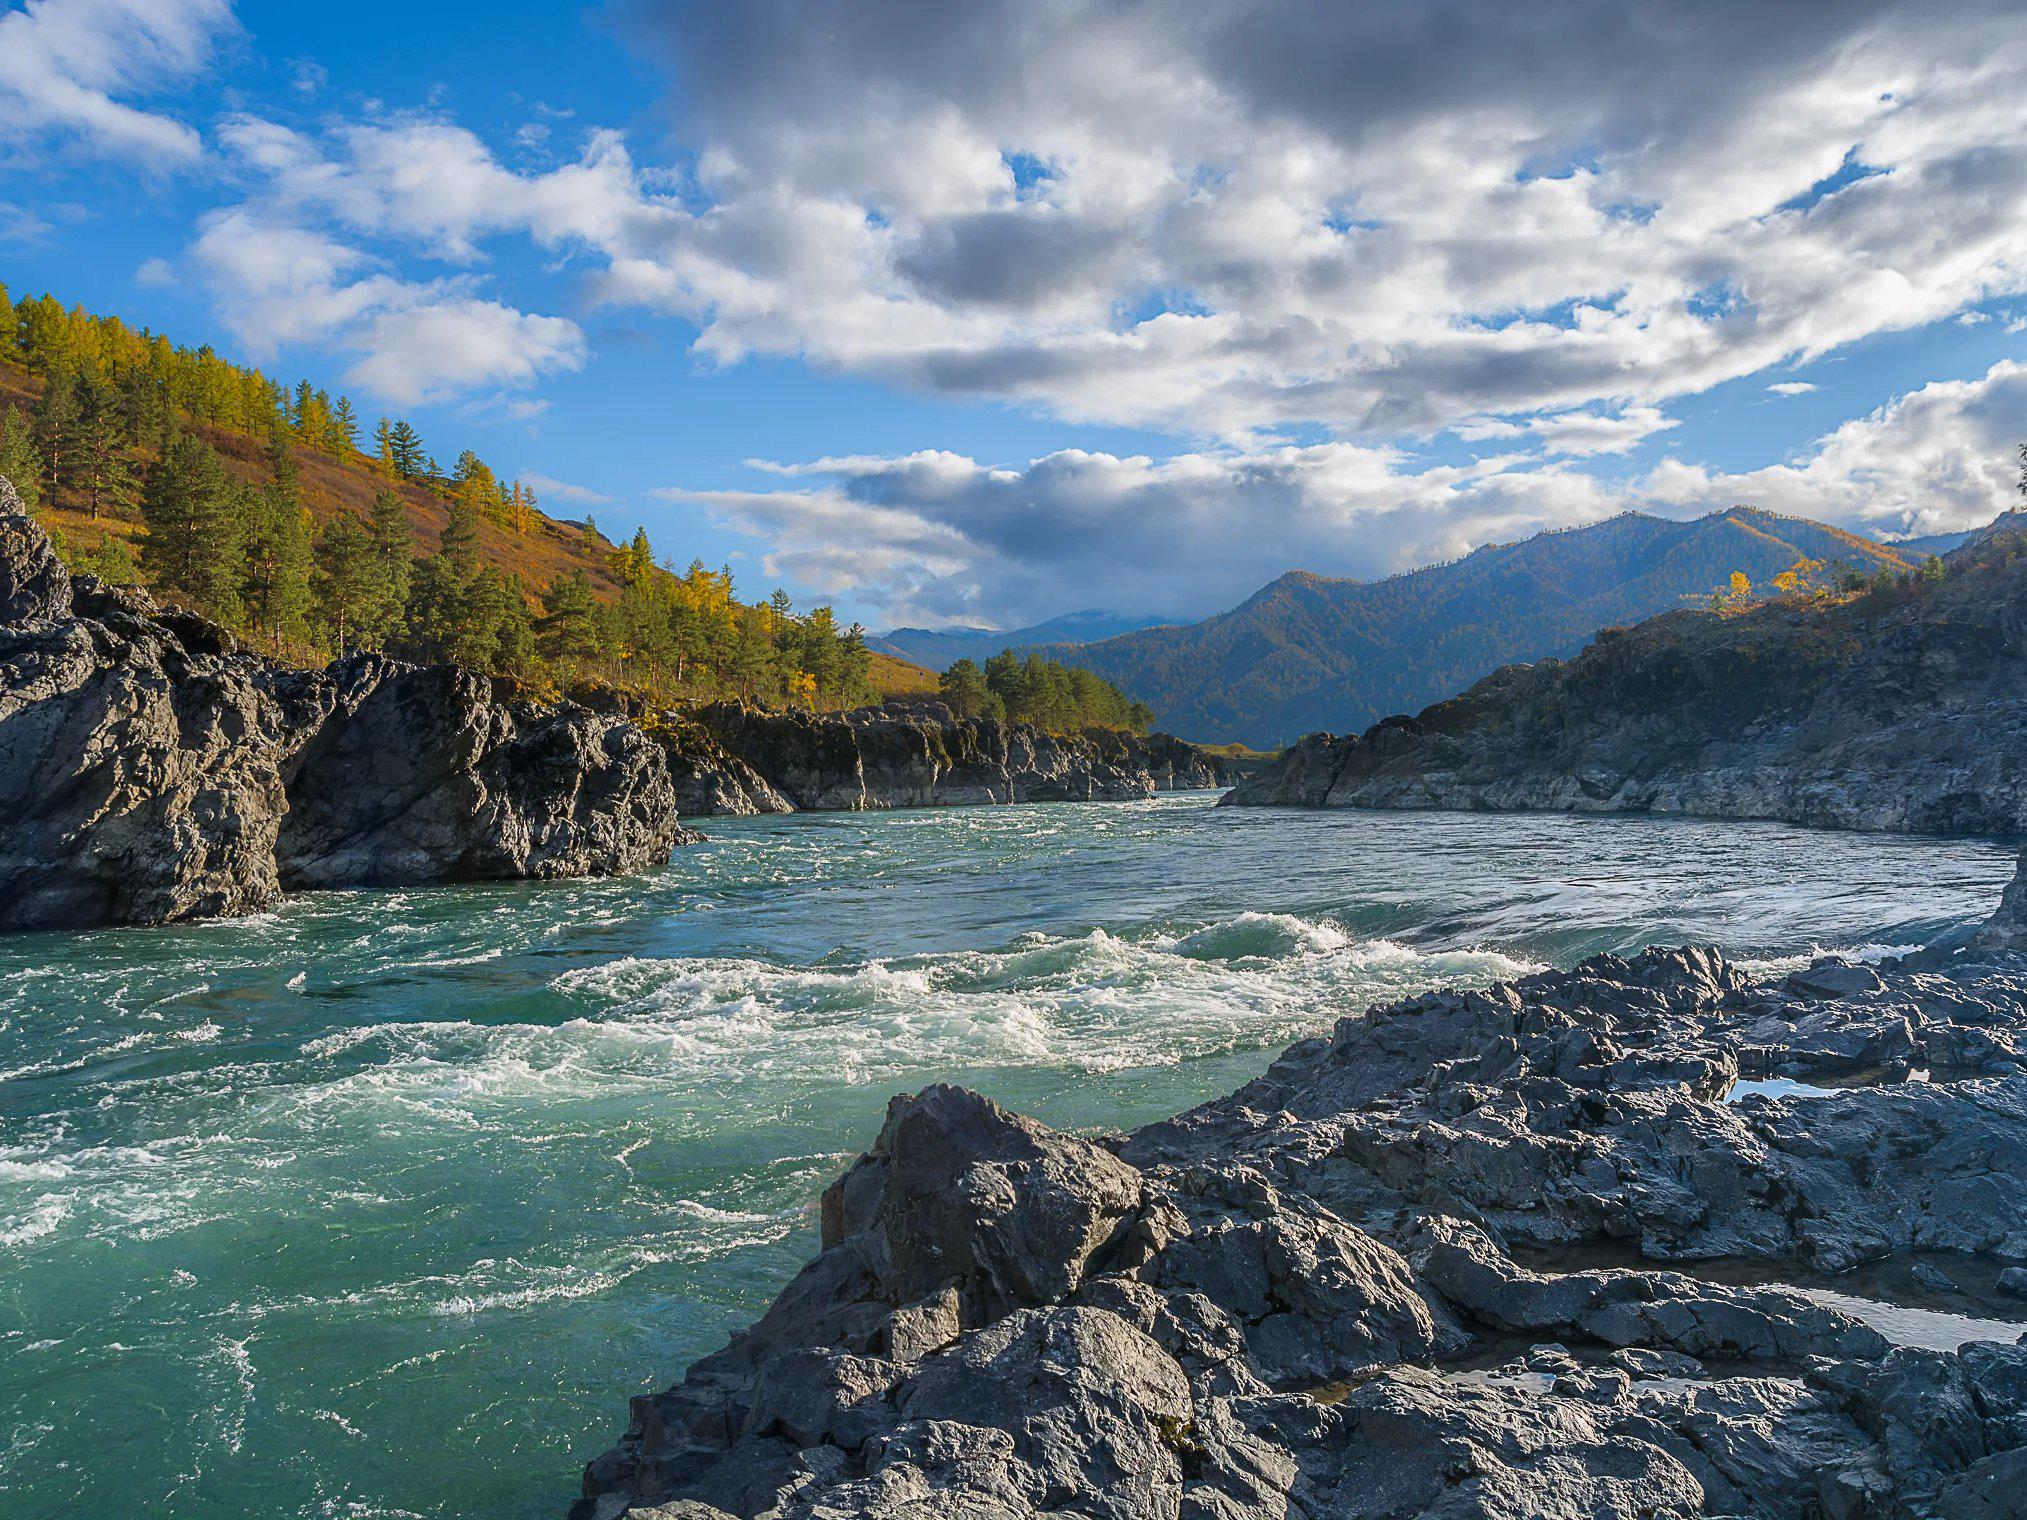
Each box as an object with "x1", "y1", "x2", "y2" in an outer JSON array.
[{"x1": 0, "y1": 795, "x2": 2014, "y2": 1518}]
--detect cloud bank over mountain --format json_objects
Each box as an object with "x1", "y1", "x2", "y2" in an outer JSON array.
[{"x1": 3, "y1": 0, "x2": 2021, "y2": 625}]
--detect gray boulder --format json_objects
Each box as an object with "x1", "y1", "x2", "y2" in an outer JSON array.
[{"x1": 574, "y1": 944, "x2": 2027, "y2": 1520}]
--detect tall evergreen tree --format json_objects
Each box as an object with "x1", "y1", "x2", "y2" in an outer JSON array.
[
  {"x1": 403, "y1": 491, "x2": 486, "y2": 664},
  {"x1": 140, "y1": 433, "x2": 244, "y2": 625},
  {"x1": 242, "y1": 485, "x2": 313, "y2": 651},
  {"x1": 0, "y1": 407, "x2": 44, "y2": 509},
  {"x1": 31, "y1": 369, "x2": 81, "y2": 502},
  {"x1": 365, "y1": 490, "x2": 414, "y2": 646},
  {"x1": 71, "y1": 375, "x2": 136, "y2": 520},
  {"x1": 387, "y1": 420, "x2": 426, "y2": 480},
  {"x1": 312, "y1": 513, "x2": 378, "y2": 654},
  {"x1": 541, "y1": 567, "x2": 602, "y2": 669}
]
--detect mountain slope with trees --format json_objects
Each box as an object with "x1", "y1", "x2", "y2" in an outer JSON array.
[
  {"x1": 1041, "y1": 508, "x2": 1931, "y2": 746},
  {"x1": 1225, "y1": 514, "x2": 2027, "y2": 833},
  {"x1": 0, "y1": 278, "x2": 935, "y2": 710}
]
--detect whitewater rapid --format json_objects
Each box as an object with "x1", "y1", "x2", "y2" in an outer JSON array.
[{"x1": 0, "y1": 794, "x2": 2014, "y2": 1519}]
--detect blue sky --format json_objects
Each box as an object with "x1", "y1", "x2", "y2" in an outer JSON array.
[{"x1": 2, "y1": 0, "x2": 2022, "y2": 629}]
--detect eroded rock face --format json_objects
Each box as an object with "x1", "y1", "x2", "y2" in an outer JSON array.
[
  {"x1": 669, "y1": 700, "x2": 1225, "y2": 814},
  {"x1": 0, "y1": 492, "x2": 292, "y2": 929},
  {"x1": 0, "y1": 502, "x2": 691, "y2": 929},
  {"x1": 1225, "y1": 523, "x2": 2027, "y2": 834},
  {"x1": 574, "y1": 933, "x2": 2027, "y2": 1520},
  {"x1": 277, "y1": 656, "x2": 688, "y2": 889}
]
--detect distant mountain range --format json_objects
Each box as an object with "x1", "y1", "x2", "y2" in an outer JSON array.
[
  {"x1": 1021, "y1": 508, "x2": 1942, "y2": 748},
  {"x1": 869, "y1": 610, "x2": 1169, "y2": 671}
]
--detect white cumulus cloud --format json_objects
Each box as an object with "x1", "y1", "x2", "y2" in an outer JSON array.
[{"x1": 0, "y1": 0, "x2": 235, "y2": 166}]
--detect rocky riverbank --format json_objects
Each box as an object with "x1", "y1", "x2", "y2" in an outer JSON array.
[
  {"x1": 1224, "y1": 518, "x2": 2027, "y2": 833},
  {"x1": 0, "y1": 489, "x2": 691, "y2": 930},
  {"x1": 0, "y1": 493, "x2": 1233, "y2": 931},
  {"x1": 572, "y1": 860, "x2": 2027, "y2": 1520},
  {"x1": 650, "y1": 700, "x2": 1227, "y2": 816}
]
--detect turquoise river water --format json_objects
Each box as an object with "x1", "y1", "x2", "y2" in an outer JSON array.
[{"x1": 0, "y1": 793, "x2": 2015, "y2": 1518}]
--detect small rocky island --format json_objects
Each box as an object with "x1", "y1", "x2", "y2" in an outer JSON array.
[
  {"x1": 0, "y1": 488, "x2": 1226, "y2": 931},
  {"x1": 572, "y1": 860, "x2": 2027, "y2": 1520},
  {"x1": 1225, "y1": 518, "x2": 2026, "y2": 833}
]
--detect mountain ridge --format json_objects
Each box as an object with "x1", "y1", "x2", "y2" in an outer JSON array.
[
  {"x1": 870, "y1": 609, "x2": 1170, "y2": 669},
  {"x1": 1032, "y1": 506, "x2": 1931, "y2": 746},
  {"x1": 1224, "y1": 515, "x2": 2027, "y2": 833}
]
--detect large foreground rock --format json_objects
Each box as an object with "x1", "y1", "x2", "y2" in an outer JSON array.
[
  {"x1": 572, "y1": 888, "x2": 2027, "y2": 1519},
  {"x1": 1224, "y1": 520, "x2": 2027, "y2": 833},
  {"x1": 0, "y1": 497, "x2": 690, "y2": 929}
]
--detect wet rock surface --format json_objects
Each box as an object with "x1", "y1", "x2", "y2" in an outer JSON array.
[
  {"x1": 663, "y1": 700, "x2": 1226, "y2": 815},
  {"x1": 0, "y1": 500, "x2": 691, "y2": 929},
  {"x1": 1224, "y1": 522, "x2": 2027, "y2": 835},
  {"x1": 573, "y1": 875, "x2": 2027, "y2": 1519}
]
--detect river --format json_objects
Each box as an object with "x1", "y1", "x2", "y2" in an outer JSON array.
[{"x1": 0, "y1": 793, "x2": 2013, "y2": 1518}]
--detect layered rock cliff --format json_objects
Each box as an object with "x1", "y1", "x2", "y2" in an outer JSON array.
[
  {"x1": 1224, "y1": 520, "x2": 2027, "y2": 833},
  {"x1": 573, "y1": 858, "x2": 2027, "y2": 1520},
  {"x1": 662, "y1": 700, "x2": 1225, "y2": 816},
  {"x1": 0, "y1": 491, "x2": 690, "y2": 930}
]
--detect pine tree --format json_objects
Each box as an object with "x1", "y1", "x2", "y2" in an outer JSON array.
[
  {"x1": 330, "y1": 396, "x2": 359, "y2": 453},
  {"x1": 242, "y1": 486, "x2": 313, "y2": 651},
  {"x1": 140, "y1": 433, "x2": 244, "y2": 625},
  {"x1": 312, "y1": 513, "x2": 378, "y2": 655},
  {"x1": 71, "y1": 375, "x2": 136, "y2": 520},
  {"x1": 115, "y1": 367, "x2": 171, "y2": 442},
  {"x1": 728, "y1": 604, "x2": 774, "y2": 699},
  {"x1": 541, "y1": 567, "x2": 602, "y2": 669},
  {"x1": 487, "y1": 572, "x2": 537, "y2": 676},
  {"x1": 373, "y1": 417, "x2": 398, "y2": 478},
  {"x1": 31, "y1": 369, "x2": 81, "y2": 503},
  {"x1": 403, "y1": 491, "x2": 485, "y2": 664},
  {"x1": 365, "y1": 490, "x2": 414, "y2": 646},
  {"x1": 388, "y1": 419, "x2": 426, "y2": 481},
  {"x1": 76, "y1": 532, "x2": 142, "y2": 586},
  {"x1": 0, "y1": 407, "x2": 45, "y2": 510}
]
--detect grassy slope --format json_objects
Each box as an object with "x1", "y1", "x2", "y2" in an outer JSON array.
[{"x1": 0, "y1": 361, "x2": 938, "y2": 699}]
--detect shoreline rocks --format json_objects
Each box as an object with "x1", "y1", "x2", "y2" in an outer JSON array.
[
  {"x1": 1223, "y1": 521, "x2": 2027, "y2": 834},
  {"x1": 1, "y1": 493, "x2": 1234, "y2": 930},
  {"x1": 648, "y1": 700, "x2": 1228, "y2": 817},
  {"x1": 571, "y1": 863, "x2": 2027, "y2": 1520},
  {"x1": 0, "y1": 493, "x2": 691, "y2": 930}
]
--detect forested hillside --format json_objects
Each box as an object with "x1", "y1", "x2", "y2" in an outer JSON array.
[
  {"x1": 1046, "y1": 508, "x2": 1929, "y2": 746},
  {"x1": 0, "y1": 278, "x2": 934, "y2": 708},
  {"x1": 935, "y1": 649, "x2": 1155, "y2": 733}
]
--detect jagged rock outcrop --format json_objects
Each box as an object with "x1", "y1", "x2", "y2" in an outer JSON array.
[
  {"x1": 0, "y1": 498, "x2": 690, "y2": 930},
  {"x1": 1225, "y1": 522, "x2": 2027, "y2": 833},
  {"x1": 662, "y1": 700, "x2": 1225, "y2": 815},
  {"x1": 1, "y1": 488, "x2": 293, "y2": 928},
  {"x1": 1978, "y1": 850, "x2": 2027, "y2": 953},
  {"x1": 573, "y1": 895, "x2": 2027, "y2": 1519},
  {"x1": 275, "y1": 656, "x2": 690, "y2": 889}
]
